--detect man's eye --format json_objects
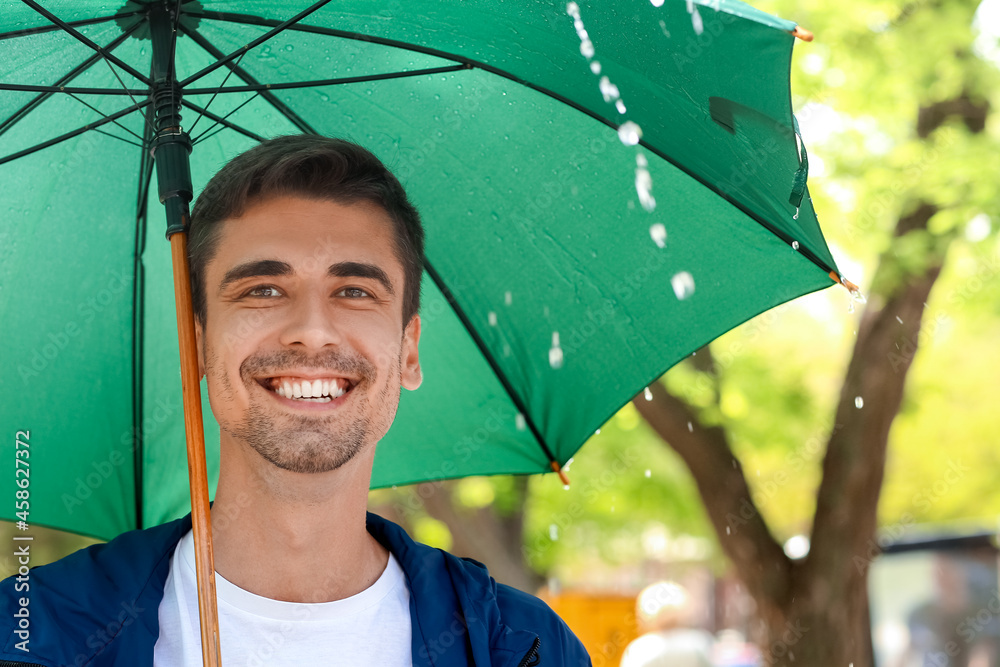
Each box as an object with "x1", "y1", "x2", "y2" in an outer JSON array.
[
  {"x1": 244, "y1": 285, "x2": 282, "y2": 298},
  {"x1": 338, "y1": 287, "x2": 373, "y2": 299}
]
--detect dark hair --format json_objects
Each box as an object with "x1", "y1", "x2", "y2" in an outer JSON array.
[{"x1": 188, "y1": 135, "x2": 424, "y2": 327}]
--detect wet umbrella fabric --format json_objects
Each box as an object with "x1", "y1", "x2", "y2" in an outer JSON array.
[{"x1": 0, "y1": 0, "x2": 842, "y2": 541}]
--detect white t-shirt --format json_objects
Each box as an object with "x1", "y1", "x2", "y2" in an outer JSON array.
[{"x1": 153, "y1": 529, "x2": 412, "y2": 666}]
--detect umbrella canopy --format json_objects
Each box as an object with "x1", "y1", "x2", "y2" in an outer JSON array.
[{"x1": 0, "y1": 0, "x2": 842, "y2": 541}]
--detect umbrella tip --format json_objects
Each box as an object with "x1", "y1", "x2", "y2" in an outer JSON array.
[
  {"x1": 792, "y1": 26, "x2": 814, "y2": 42},
  {"x1": 550, "y1": 461, "x2": 571, "y2": 487},
  {"x1": 830, "y1": 271, "x2": 867, "y2": 304}
]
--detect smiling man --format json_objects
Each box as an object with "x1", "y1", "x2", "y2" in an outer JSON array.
[{"x1": 0, "y1": 136, "x2": 590, "y2": 666}]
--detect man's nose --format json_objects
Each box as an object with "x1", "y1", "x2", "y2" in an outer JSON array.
[{"x1": 278, "y1": 291, "x2": 343, "y2": 349}]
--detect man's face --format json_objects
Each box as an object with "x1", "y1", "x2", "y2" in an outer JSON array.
[{"x1": 196, "y1": 195, "x2": 421, "y2": 474}]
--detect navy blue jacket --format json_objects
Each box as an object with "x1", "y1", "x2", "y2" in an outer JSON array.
[{"x1": 0, "y1": 513, "x2": 590, "y2": 666}]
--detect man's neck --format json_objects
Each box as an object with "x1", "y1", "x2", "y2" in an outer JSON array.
[{"x1": 208, "y1": 441, "x2": 388, "y2": 603}]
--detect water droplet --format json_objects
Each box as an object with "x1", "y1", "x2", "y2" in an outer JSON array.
[
  {"x1": 690, "y1": 6, "x2": 704, "y2": 34},
  {"x1": 636, "y1": 153, "x2": 648, "y2": 168},
  {"x1": 580, "y1": 39, "x2": 595, "y2": 58},
  {"x1": 635, "y1": 166, "x2": 655, "y2": 211},
  {"x1": 650, "y1": 0, "x2": 664, "y2": 5},
  {"x1": 503, "y1": 343, "x2": 512, "y2": 357},
  {"x1": 563, "y1": 484, "x2": 570, "y2": 491},
  {"x1": 566, "y1": 2, "x2": 580, "y2": 18},
  {"x1": 649, "y1": 223, "x2": 667, "y2": 248},
  {"x1": 659, "y1": 20, "x2": 671, "y2": 37},
  {"x1": 726, "y1": 526, "x2": 731, "y2": 535},
  {"x1": 644, "y1": 386, "x2": 653, "y2": 401},
  {"x1": 543, "y1": 305, "x2": 550, "y2": 317},
  {"x1": 515, "y1": 413, "x2": 526, "y2": 430},
  {"x1": 284, "y1": 44, "x2": 294, "y2": 52},
  {"x1": 645, "y1": 469, "x2": 652, "y2": 478},
  {"x1": 847, "y1": 301, "x2": 855, "y2": 314},
  {"x1": 488, "y1": 311, "x2": 497, "y2": 326},
  {"x1": 590, "y1": 60, "x2": 602, "y2": 74},
  {"x1": 618, "y1": 121, "x2": 642, "y2": 146},
  {"x1": 599, "y1": 76, "x2": 620, "y2": 103},
  {"x1": 896, "y1": 316, "x2": 903, "y2": 324},
  {"x1": 687, "y1": 421, "x2": 693, "y2": 432},
  {"x1": 671, "y1": 271, "x2": 695, "y2": 300},
  {"x1": 850, "y1": 288, "x2": 867, "y2": 305},
  {"x1": 615, "y1": 99, "x2": 626, "y2": 114},
  {"x1": 549, "y1": 332, "x2": 564, "y2": 369},
  {"x1": 792, "y1": 240, "x2": 799, "y2": 250},
  {"x1": 549, "y1": 524, "x2": 559, "y2": 540},
  {"x1": 855, "y1": 396, "x2": 864, "y2": 409},
  {"x1": 504, "y1": 291, "x2": 512, "y2": 306}
]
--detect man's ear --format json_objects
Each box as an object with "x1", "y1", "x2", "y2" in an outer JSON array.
[
  {"x1": 400, "y1": 314, "x2": 422, "y2": 391},
  {"x1": 195, "y1": 318, "x2": 206, "y2": 379}
]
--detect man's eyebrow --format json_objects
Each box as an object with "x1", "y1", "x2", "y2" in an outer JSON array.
[
  {"x1": 329, "y1": 261, "x2": 396, "y2": 297},
  {"x1": 218, "y1": 259, "x2": 292, "y2": 294}
]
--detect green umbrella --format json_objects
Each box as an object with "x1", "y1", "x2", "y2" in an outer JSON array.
[{"x1": 1, "y1": 0, "x2": 847, "y2": 543}]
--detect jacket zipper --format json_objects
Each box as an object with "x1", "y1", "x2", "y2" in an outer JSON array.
[
  {"x1": 0, "y1": 661, "x2": 45, "y2": 667},
  {"x1": 517, "y1": 637, "x2": 541, "y2": 667}
]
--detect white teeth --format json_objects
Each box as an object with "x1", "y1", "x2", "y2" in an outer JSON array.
[
  {"x1": 271, "y1": 377, "x2": 351, "y2": 400},
  {"x1": 322, "y1": 380, "x2": 330, "y2": 397},
  {"x1": 281, "y1": 381, "x2": 293, "y2": 398},
  {"x1": 312, "y1": 379, "x2": 323, "y2": 397},
  {"x1": 292, "y1": 382, "x2": 302, "y2": 398},
  {"x1": 276, "y1": 385, "x2": 286, "y2": 398}
]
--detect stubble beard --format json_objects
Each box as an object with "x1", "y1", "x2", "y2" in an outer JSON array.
[{"x1": 212, "y1": 347, "x2": 401, "y2": 474}]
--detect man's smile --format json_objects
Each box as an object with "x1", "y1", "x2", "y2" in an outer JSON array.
[{"x1": 256, "y1": 375, "x2": 358, "y2": 405}]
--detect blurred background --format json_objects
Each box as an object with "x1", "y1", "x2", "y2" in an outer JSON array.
[{"x1": 3, "y1": 0, "x2": 998, "y2": 664}]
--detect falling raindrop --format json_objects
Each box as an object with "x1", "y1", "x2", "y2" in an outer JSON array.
[
  {"x1": 580, "y1": 39, "x2": 595, "y2": 58},
  {"x1": 688, "y1": 2, "x2": 704, "y2": 35},
  {"x1": 645, "y1": 469, "x2": 652, "y2": 477},
  {"x1": 543, "y1": 305, "x2": 550, "y2": 317},
  {"x1": 599, "y1": 76, "x2": 621, "y2": 103},
  {"x1": 687, "y1": 421, "x2": 693, "y2": 432},
  {"x1": 847, "y1": 301, "x2": 856, "y2": 314},
  {"x1": 896, "y1": 316, "x2": 903, "y2": 324},
  {"x1": 635, "y1": 157, "x2": 656, "y2": 212},
  {"x1": 649, "y1": 223, "x2": 667, "y2": 248},
  {"x1": 566, "y1": 2, "x2": 580, "y2": 18},
  {"x1": 515, "y1": 413, "x2": 527, "y2": 430},
  {"x1": 671, "y1": 271, "x2": 695, "y2": 300},
  {"x1": 792, "y1": 241, "x2": 800, "y2": 250},
  {"x1": 549, "y1": 524, "x2": 559, "y2": 540},
  {"x1": 595, "y1": 428, "x2": 601, "y2": 434},
  {"x1": 590, "y1": 61, "x2": 602, "y2": 74},
  {"x1": 644, "y1": 386, "x2": 653, "y2": 401},
  {"x1": 618, "y1": 121, "x2": 642, "y2": 146},
  {"x1": 615, "y1": 99, "x2": 627, "y2": 114},
  {"x1": 855, "y1": 396, "x2": 864, "y2": 409},
  {"x1": 851, "y1": 289, "x2": 868, "y2": 305},
  {"x1": 488, "y1": 311, "x2": 497, "y2": 326},
  {"x1": 659, "y1": 20, "x2": 671, "y2": 37},
  {"x1": 650, "y1": 0, "x2": 664, "y2": 5},
  {"x1": 503, "y1": 343, "x2": 512, "y2": 357},
  {"x1": 726, "y1": 526, "x2": 731, "y2": 535},
  {"x1": 793, "y1": 207, "x2": 800, "y2": 220},
  {"x1": 549, "y1": 332, "x2": 564, "y2": 369},
  {"x1": 504, "y1": 291, "x2": 512, "y2": 306}
]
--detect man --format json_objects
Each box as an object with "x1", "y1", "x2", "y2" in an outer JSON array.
[{"x1": 0, "y1": 136, "x2": 590, "y2": 666}]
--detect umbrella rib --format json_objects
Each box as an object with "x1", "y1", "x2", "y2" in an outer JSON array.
[
  {"x1": 177, "y1": 0, "x2": 336, "y2": 88},
  {"x1": 179, "y1": 24, "x2": 316, "y2": 135},
  {"x1": 92, "y1": 127, "x2": 144, "y2": 147},
  {"x1": 66, "y1": 91, "x2": 145, "y2": 142},
  {"x1": 190, "y1": 93, "x2": 261, "y2": 144},
  {"x1": 0, "y1": 10, "x2": 141, "y2": 41},
  {"x1": 181, "y1": 100, "x2": 266, "y2": 143},
  {"x1": 422, "y1": 261, "x2": 562, "y2": 469},
  {"x1": 0, "y1": 83, "x2": 145, "y2": 95},
  {"x1": 183, "y1": 10, "x2": 841, "y2": 279},
  {"x1": 181, "y1": 65, "x2": 470, "y2": 95},
  {"x1": 21, "y1": 1, "x2": 151, "y2": 85},
  {"x1": 185, "y1": 51, "x2": 247, "y2": 137},
  {"x1": 0, "y1": 20, "x2": 141, "y2": 137},
  {"x1": 0, "y1": 100, "x2": 151, "y2": 166}
]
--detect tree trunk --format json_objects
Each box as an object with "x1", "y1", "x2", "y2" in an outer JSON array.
[{"x1": 635, "y1": 200, "x2": 949, "y2": 665}]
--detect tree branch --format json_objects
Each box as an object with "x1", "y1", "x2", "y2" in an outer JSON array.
[{"x1": 632, "y1": 385, "x2": 792, "y2": 616}]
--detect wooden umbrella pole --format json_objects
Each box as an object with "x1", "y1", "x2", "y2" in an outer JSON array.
[{"x1": 170, "y1": 231, "x2": 222, "y2": 667}]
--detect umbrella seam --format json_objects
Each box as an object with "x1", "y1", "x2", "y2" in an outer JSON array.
[
  {"x1": 421, "y1": 261, "x2": 559, "y2": 470},
  {"x1": 0, "y1": 10, "x2": 142, "y2": 42}
]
